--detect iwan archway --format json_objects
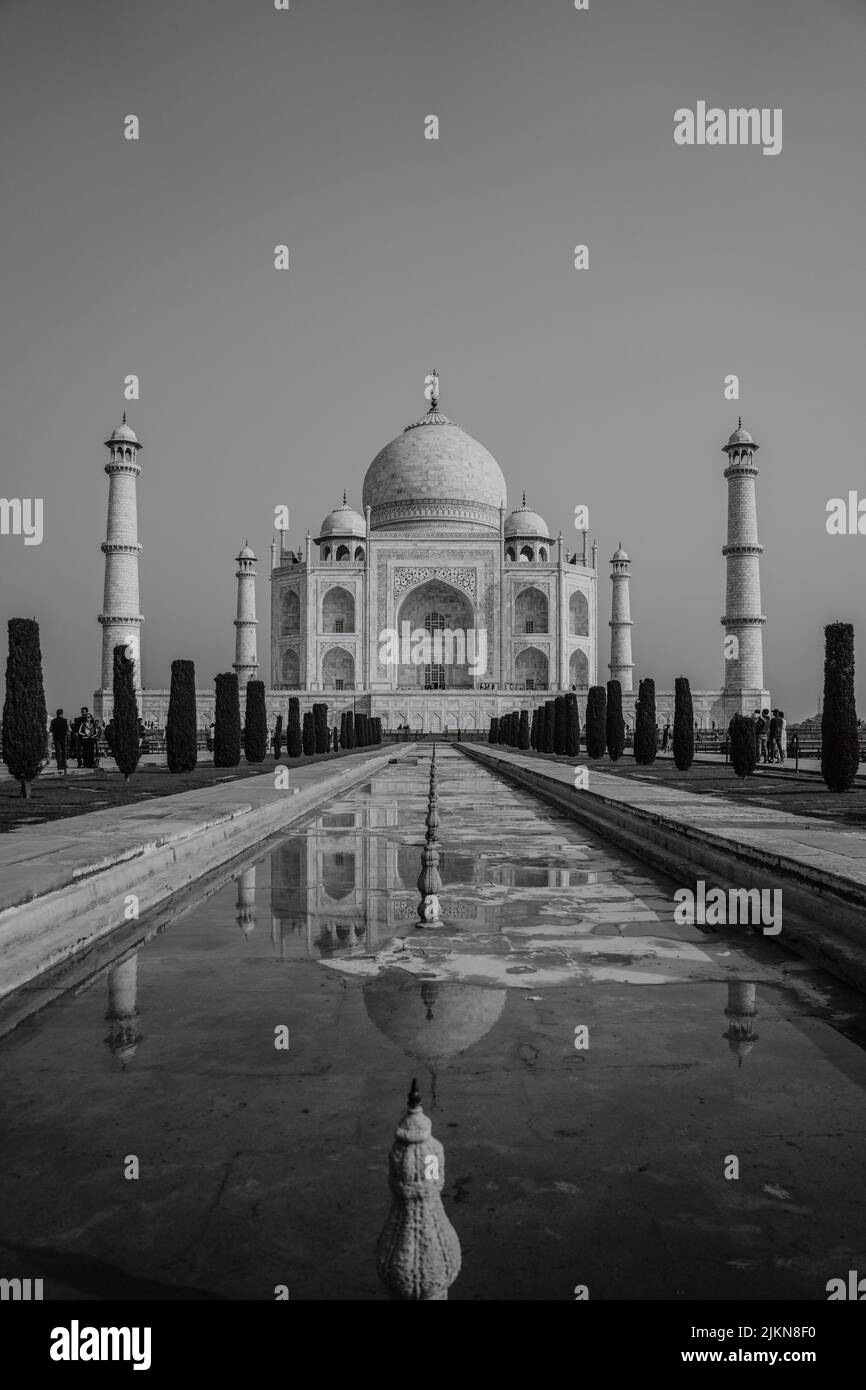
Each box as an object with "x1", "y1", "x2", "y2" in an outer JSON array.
[{"x1": 394, "y1": 579, "x2": 478, "y2": 689}]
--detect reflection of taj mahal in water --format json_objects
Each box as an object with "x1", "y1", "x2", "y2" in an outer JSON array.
[{"x1": 95, "y1": 375, "x2": 770, "y2": 725}]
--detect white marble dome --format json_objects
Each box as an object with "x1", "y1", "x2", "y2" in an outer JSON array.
[
  {"x1": 363, "y1": 402, "x2": 507, "y2": 531},
  {"x1": 505, "y1": 503, "x2": 550, "y2": 539},
  {"x1": 105, "y1": 417, "x2": 139, "y2": 445},
  {"x1": 727, "y1": 420, "x2": 755, "y2": 446},
  {"x1": 317, "y1": 500, "x2": 366, "y2": 539}
]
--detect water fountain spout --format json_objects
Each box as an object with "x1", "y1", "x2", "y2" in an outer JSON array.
[{"x1": 375, "y1": 1078, "x2": 461, "y2": 1300}]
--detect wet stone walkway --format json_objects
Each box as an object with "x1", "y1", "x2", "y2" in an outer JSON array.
[{"x1": 0, "y1": 746, "x2": 865, "y2": 1301}]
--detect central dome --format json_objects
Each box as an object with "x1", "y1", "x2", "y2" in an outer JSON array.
[{"x1": 363, "y1": 400, "x2": 507, "y2": 532}]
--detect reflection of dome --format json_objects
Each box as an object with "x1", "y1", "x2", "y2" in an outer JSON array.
[
  {"x1": 364, "y1": 973, "x2": 506, "y2": 1063},
  {"x1": 505, "y1": 504, "x2": 549, "y2": 539},
  {"x1": 317, "y1": 501, "x2": 366, "y2": 539},
  {"x1": 363, "y1": 399, "x2": 507, "y2": 532}
]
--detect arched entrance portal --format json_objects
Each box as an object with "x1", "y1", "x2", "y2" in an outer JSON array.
[{"x1": 394, "y1": 579, "x2": 478, "y2": 689}]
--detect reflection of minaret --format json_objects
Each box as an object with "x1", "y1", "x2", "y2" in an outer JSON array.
[
  {"x1": 236, "y1": 865, "x2": 257, "y2": 936},
  {"x1": 105, "y1": 954, "x2": 142, "y2": 1067},
  {"x1": 608, "y1": 544, "x2": 633, "y2": 692},
  {"x1": 723, "y1": 981, "x2": 759, "y2": 1066},
  {"x1": 233, "y1": 542, "x2": 258, "y2": 688}
]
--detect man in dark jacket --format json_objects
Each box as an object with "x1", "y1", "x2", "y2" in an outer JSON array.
[{"x1": 49, "y1": 709, "x2": 69, "y2": 774}]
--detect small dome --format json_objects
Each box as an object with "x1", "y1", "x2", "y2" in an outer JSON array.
[
  {"x1": 505, "y1": 500, "x2": 550, "y2": 539},
  {"x1": 106, "y1": 415, "x2": 139, "y2": 445},
  {"x1": 612, "y1": 543, "x2": 629, "y2": 562},
  {"x1": 727, "y1": 418, "x2": 754, "y2": 446},
  {"x1": 317, "y1": 500, "x2": 366, "y2": 540},
  {"x1": 237, "y1": 542, "x2": 256, "y2": 559}
]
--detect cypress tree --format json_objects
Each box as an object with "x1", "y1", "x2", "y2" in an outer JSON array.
[
  {"x1": 542, "y1": 700, "x2": 555, "y2": 753},
  {"x1": 821, "y1": 622, "x2": 859, "y2": 792},
  {"x1": 729, "y1": 713, "x2": 757, "y2": 779},
  {"x1": 606, "y1": 680, "x2": 625, "y2": 761},
  {"x1": 166, "y1": 658, "x2": 197, "y2": 773},
  {"x1": 356, "y1": 713, "x2": 366, "y2": 747},
  {"x1": 333, "y1": 726, "x2": 339, "y2": 752},
  {"x1": 287, "y1": 697, "x2": 302, "y2": 758},
  {"x1": 345, "y1": 711, "x2": 355, "y2": 749},
  {"x1": 489, "y1": 717, "x2": 499, "y2": 744},
  {"x1": 244, "y1": 680, "x2": 268, "y2": 763},
  {"x1": 313, "y1": 702, "x2": 329, "y2": 754},
  {"x1": 554, "y1": 695, "x2": 568, "y2": 755},
  {"x1": 530, "y1": 708, "x2": 539, "y2": 750},
  {"x1": 302, "y1": 710, "x2": 316, "y2": 756},
  {"x1": 497, "y1": 714, "x2": 507, "y2": 744},
  {"x1": 634, "y1": 677, "x2": 658, "y2": 766},
  {"x1": 272, "y1": 713, "x2": 284, "y2": 760},
  {"x1": 113, "y1": 643, "x2": 142, "y2": 781},
  {"x1": 673, "y1": 676, "x2": 694, "y2": 771},
  {"x1": 214, "y1": 672, "x2": 241, "y2": 768},
  {"x1": 566, "y1": 692, "x2": 580, "y2": 757},
  {"x1": 340, "y1": 711, "x2": 348, "y2": 749},
  {"x1": 518, "y1": 709, "x2": 530, "y2": 749},
  {"x1": 585, "y1": 686, "x2": 607, "y2": 758},
  {"x1": 2, "y1": 617, "x2": 48, "y2": 798},
  {"x1": 511, "y1": 711, "x2": 520, "y2": 745}
]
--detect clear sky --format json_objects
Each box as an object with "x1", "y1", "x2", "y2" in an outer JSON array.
[{"x1": 1, "y1": 0, "x2": 864, "y2": 721}]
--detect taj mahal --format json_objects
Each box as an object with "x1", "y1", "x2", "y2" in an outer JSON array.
[{"x1": 93, "y1": 373, "x2": 770, "y2": 732}]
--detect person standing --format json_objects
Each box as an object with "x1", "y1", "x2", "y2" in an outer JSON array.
[
  {"x1": 777, "y1": 710, "x2": 787, "y2": 764},
  {"x1": 49, "y1": 709, "x2": 69, "y2": 774},
  {"x1": 756, "y1": 709, "x2": 770, "y2": 763},
  {"x1": 79, "y1": 711, "x2": 97, "y2": 768},
  {"x1": 768, "y1": 710, "x2": 781, "y2": 763},
  {"x1": 661, "y1": 721, "x2": 671, "y2": 752},
  {"x1": 72, "y1": 706, "x2": 89, "y2": 767}
]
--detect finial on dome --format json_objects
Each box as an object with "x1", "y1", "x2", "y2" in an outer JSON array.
[
  {"x1": 122, "y1": 411, "x2": 127, "y2": 424},
  {"x1": 425, "y1": 368, "x2": 440, "y2": 412},
  {"x1": 738, "y1": 416, "x2": 742, "y2": 429},
  {"x1": 522, "y1": 491, "x2": 526, "y2": 507},
  {"x1": 408, "y1": 1077, "x2": 421, "y2": 1109},
  {"x1": 343, "y1": 490, "x2": 347, "y2": 505}
]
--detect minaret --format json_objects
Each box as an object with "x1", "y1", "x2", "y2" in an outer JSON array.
[
  {"x1": 99, "y1": 414, "x2": 144, "y2": 700},
  {"x1": 721, "y1": 419, "x2": 765, "y2": 704},
  {"x1": 608, "y1": 543, "x2": 633, "y2": 691},
  {"x1": 233, "y1": 541, "x2": 258, "y2": 687}
]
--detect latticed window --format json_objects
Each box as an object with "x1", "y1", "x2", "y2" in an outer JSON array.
[
  {"x1": 335, "y1": 618, "x2": 344, "y2": 633},
  {"x1": 526, "y1": 678, "x2": 535, "y2": 691},
  {"x1": 335, "y1": 679, "x2": 344, "y2": 690},
  {"x1": 425, "y1": 611, "x2": 446, "y2": 632},
  {"x1": 525, "y1": 620, "x2": 534, "y2": 634},
  {"x1": 425, "y1": 664, "x2": 446, "y2": 688}
]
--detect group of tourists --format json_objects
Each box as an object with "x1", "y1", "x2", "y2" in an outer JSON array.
[
  {"x1": 46, "y1": 706, "x2": 151, "y2": 774},
  {"x1": 751, "y1": 707, "x2": 787, "y2": 763},
  {"x1": 47, "y1": 707, "x2": 102, "y2": 773}
]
